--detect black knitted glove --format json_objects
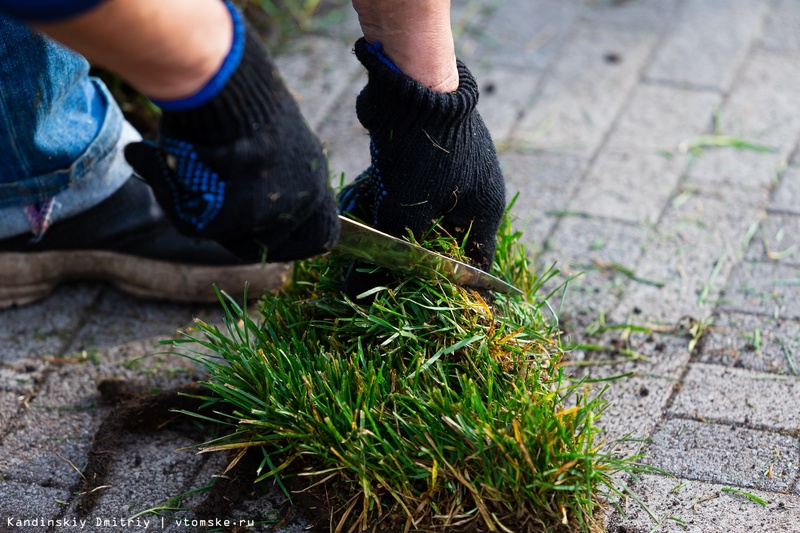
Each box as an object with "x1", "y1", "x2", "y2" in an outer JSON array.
[
  {"x1": 338, "y1": 39, "x2": 505, "y2": 294},
  {"x1": 124, "y1": 11, "x2": 338, "y2": 263}
]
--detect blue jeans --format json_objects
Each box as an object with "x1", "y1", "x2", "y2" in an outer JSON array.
[{"x1": 0, "y1": 15, "x2": 137, "y2": 240}]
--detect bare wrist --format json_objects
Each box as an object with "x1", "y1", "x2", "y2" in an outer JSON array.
[{"x1": 352, "y1": 0, "x2": 458, "y2": 93}]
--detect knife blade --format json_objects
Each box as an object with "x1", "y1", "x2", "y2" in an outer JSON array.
[{"x1": 333, "y1": 215, "x2": 523, "y2": 295}]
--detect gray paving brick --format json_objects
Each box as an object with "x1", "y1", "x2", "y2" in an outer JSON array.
[
  {"x1": 744, "y1": 213, "x2": 800, "y2": 264},
  {"x1": 60, "y1": 430, "x2": 204, "y2": 533},
  {"x1": 273, "y1": 37, "x2": 361, "y2": 132},
  {"x1": 612, "y1": 186, "x2": 766, "y2": 324},
  {"x1": 500, "y1": 151, "x2": 586, "y2": 248},
  {"x1": 700, "y1": 312, "x2": 800, "y2": 375},
  {"x1": 606, "y1": 84, "x2": 721, "y2": 153},
  {"x1": 670, "y1": 363, "x2": 800, "y2": 432},
  {"x1": 513, "y1": 23, "x2": 657, "y2": 156},
  {"x1": 0, "y1": 357, "x2": 48, "y2": 395},
  {"x1": 647, "y1": 419, "x2": 799, "y2": 491},
  {"x1": 68, "y1": 289, "x2": 210, "y2": 349},
  {"x1": 467, "y1": 0, "x2": 579, "y2": 70},
  {"x1": 686, "y1": 149, "x2": 784, "y2": 191},
  {"x1": 0, "y1": 391, "x2": 21, "y2": 433},
  {"x1": 474, "y1": 66, "x2": 542, "y2": 145},
  {"x1": 578, "y1": 0, "x2": 676, "y2": 34},
  {"x1": 0, "y1": 365, "x2": 106, "y2": 488},
  {"x1": 772, "y1": 166, "x2": 800, "y2": 215},
  {"x1": 0, "y1": 284, "x2": 99, "y2": 363},
  {"x1": 760, "y1": 0, "x2": 800, "y2": 54},
  {"x1": 452, "y1": 0, "x2": 498, "y2": 62},
  {"x1": 715, "y1": 50, "x2": 800, "y2": 157},
  {"x1": 538, "y1": 216, "x2": 648, "y2": 330},
  {"x1": 0, "y1": 481, "x2": 71, "y2": 531},
  {"x1": 0, "y1": 407, "x2": 99, "y2": 489},
  {"x1": 575, "y1": 333, "x2": 691, "y2": 442},
  {"x1": 62, "y1": 336, "x2": 200, "y2": 402},
  {"x1": 608, "y1": 474, "x2": 800, "y2": 533},
  {"x1": 645, "y1": 0, "x2": 768, "y2": 91},
  {"x1": 567, "y1": 150, "x2": 684, "y2": 224},
  {"x1": 315, "y1": 75, "x2": 370, "y2": 184},
  {"x1": 722, "y1": 261, "x2": 800, "y2": 319}
]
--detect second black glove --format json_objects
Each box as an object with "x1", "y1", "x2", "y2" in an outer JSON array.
[{"x1": 125, "y1": 4, "x2": 338, "y2": 263}]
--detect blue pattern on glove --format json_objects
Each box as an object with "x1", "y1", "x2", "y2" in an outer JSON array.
[
  {"x1": 368, "y1": 140, "x2": 388, "y2": 226},
  {"x1": 337, "y1": 140, "x2": 390, "y2": 227},
  {"x1": 160, "y1": 138, "x2": 226, "y2": 231},
  {"x1": 364, "y1": 42, "x2": 402, "y2": 75}
]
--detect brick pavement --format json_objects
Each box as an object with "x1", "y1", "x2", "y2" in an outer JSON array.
[{"x1": 2, "y1": 1, "x2": 800, "y2": 531}]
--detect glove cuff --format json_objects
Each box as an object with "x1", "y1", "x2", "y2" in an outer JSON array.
[
  {"x1": 353, "y1": 37, "x2": 479, "y2": 133},
  {"x1": 157, "y1": 12, "x2": 300, "y2": 144}
]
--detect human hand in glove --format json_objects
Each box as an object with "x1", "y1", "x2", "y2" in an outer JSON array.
[
  {"x1": 338, "y1": 38, "x2": 506, "y2": 295},
  {"x1": 124, "y1": 3, "x2": 339, "y2": 263}
]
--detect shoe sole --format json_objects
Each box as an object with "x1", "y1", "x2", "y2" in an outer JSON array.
[{"x1": 0, "y1": 250, "x2": 290, "y2": 309}]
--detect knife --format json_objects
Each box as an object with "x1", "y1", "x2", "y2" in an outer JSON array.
[{"x1": 333, "y1": 215, "x2": 523, "y2": 295}]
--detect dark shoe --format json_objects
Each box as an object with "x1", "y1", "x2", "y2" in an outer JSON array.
[{"x1": 0, "y1": 177, "x2": 289, "y2": 308}]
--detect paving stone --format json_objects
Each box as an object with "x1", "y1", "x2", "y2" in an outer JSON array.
[
  {"x1": 721, "y1": 261, "x2": 800, "y2": 319},
  {"x1": 573, "y1": 332, "x2": 692, "y2": 442},
  {"x1": 315, "y1": 74, "x2": 370, "y2": 184},
  {"x1": 0, "y1": 391, "x2": 22, "y2": 433},
  {"x1": 700, "y1": 312, "x2": 800, "y2": 375},
  {"x1": 567, "y1": 150, "x2": 685, "y2": 224},
  {"x1": 772, "y1": 166, "x2": 800, "y2": 215},
  {"x1": 715, "y1": 51, "x2": 800, "y2": 158},
  {"x1": 670, "y1": 363, "x2": 800, "y2": 432},
  {"x1": 612, "y1": 186, "x2": 767, "y2": 324},
  {"x1": 273, "y1": 37, "x2": 361, "y2": 132},
  {"x1": 578, "y1": 0, "x2": 677, "y2": 33},
  {"x1": 0, "y1": 481, "x2": 71, "y2": 530},
  {"x1": 538, "y1": 216, "x2": 648, "y2": 331},
  {"x1": 452, "y1": 0, "x2": 498, "y2": 62},
  {"x1": 760, "y1": 0, "x2": 800, "y2": 54},
  {"x1": 66, "y1": 288, "x2": 210, "y2": 353},
  {"x1": 499, "y1": 151, "x2": 586, "y2": 248},
  {"x1": 513, "y1": 24, "x2": 656, "y2": 156},
  {"x1": 0, "y1": 404, "x2": 101, "y2": 490},
  {"x1": 686, "y1": 149, "x2": 785, "y2": 192},
  {"x1": 0, "y1": 364, "x2": 107, "y2": 489},
  {"x1": 0, "y1": 357, "x2": 48, "y2": 395},
  {"x1": 474, "y1": 66, "x2": 542, "y2": 145},
  {"x1": 647, "y1": 419, "x2": 799, "y2": 491},
  {"x1": 0, "y1": 283, "x2": 99, "y2": 363},
  {"x1": 60, "y1": 429, "x2": 205, "y2": 533},
  {"x1": 605, "y1": 84, "x2": 721, "y2": 153},
  {"x1": 467, "y1": 0, "x2": 579, "y2": 70},
  {"x1": 645, "y1": 0, "x2": 768, "y2": 91},
  {"x1": 608, "y1": 474, "x2": 800, "y2": 533},
  {"x1": 744, "y1": 213, "x2": 800, "y2": 265}
]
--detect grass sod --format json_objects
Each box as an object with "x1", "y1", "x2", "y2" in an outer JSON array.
[{"x1": 171, "y1": 212, "x2": 641, "y2": 532}]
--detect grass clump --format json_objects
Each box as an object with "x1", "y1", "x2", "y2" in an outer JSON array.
[{"x1": 175, "y1": 214, "x2": 635, "y2": 532}]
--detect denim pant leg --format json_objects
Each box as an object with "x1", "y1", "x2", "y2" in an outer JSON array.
[{"x1": 0, "y1": 15, "x2": 137, "y2": 240}]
